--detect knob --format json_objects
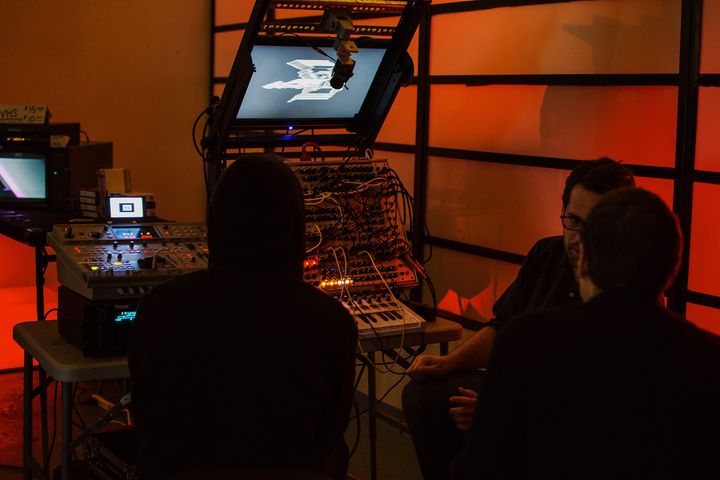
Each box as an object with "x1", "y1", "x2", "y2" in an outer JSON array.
[{"x1": 113, "y1": 241, "x2": 119, "y2": 250}]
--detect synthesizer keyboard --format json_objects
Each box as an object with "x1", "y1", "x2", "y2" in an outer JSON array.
[{"x1": 341, "y1": 293, "x2": 425, "y2": 338}]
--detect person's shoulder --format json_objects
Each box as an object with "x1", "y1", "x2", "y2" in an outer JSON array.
[
  {"x1": 295, "y1": 282, "x2": 357, "y2": 334},
  {"x1": 527, "y1": 236, "x2": 564, "y2": 255},
  {"x1": 500, "y1": 302, "x2": 585, "y2": 342},
  {"x1": 672, "y1": 312, "x2": 720, "y2": 357},
  {"x1": 140, "y1": 270, "x2": 209, "y2": 305}
]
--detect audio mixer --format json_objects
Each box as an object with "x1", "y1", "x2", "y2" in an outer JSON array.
[{"x1": 48, "y1": 222, "x2": 208, "y2": 301}]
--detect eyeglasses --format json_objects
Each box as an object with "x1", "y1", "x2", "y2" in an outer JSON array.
[{"x1": 560, "y1": 214, "x2": 584, "y2": 232}]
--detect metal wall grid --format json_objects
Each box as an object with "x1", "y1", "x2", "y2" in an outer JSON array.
[{"x1": 210, "y1": 0, "x2": 719, "y2": 323}]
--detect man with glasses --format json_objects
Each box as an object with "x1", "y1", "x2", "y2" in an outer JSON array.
[
  {"x1": 452, "y1": 188, "x2": 720, "y2": 479},
  {"x1": 403, "y1": 158, "x2": 636, "y2": 480}
]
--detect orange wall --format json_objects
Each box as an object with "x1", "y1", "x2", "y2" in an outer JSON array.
[{"x1": 0, "y1": 0, "x2": 211, "y2": 369}]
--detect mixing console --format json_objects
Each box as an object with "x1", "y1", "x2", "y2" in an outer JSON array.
[{"x1": 47, "y1": 222, "x2": 208, "y2": 300}]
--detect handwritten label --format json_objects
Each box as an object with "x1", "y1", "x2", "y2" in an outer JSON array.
[{"x1": 0, "y1": 105, "x2": 48, "y2": 124}]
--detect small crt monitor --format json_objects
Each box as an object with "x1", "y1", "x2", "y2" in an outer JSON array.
[
  {"x1": 107, "y1": 196, "x2": 144, "y2": 220},
  {"x1": 0, "y1": 152, "x2": 46, "y2": 204}
]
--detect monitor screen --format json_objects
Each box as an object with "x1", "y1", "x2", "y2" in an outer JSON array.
[
  {"x1": 108, "y1": 196, "x2": 144, "y2": 219},
  {"x1": 0, "y1": 153, "x2": 46, "y2": 201},
  {"x1": 236, "y1": 45, "x2": 387, "y2": 122}
]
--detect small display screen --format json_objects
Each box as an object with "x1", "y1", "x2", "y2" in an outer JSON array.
[
  {"x1": 108, "y1": 196, "x2": 144, "y2": 219},
  {"x1": 112, "y1": 227, "x2": 141, "y2": 239},
  {"x1": 113, "y1": 310, "x2": 137, "y2": 323},
  {"x1": 236, "y1": 45, "x2": 386, "y2": 121},
  {"x1": 110, "y1": 226, "x2": 159, "y2": 240},
  {"x1": 0, "y1": 153, "x2": 46, "y2": 201}
]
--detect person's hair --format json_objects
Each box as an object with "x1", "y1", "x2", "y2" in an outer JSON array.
[
  {"x1": 562, "y1": 157, "x2": 636, "y2": 208},
  {"x1": 207, "y1": 153, "x2": 305, "y2": 276},
  {"x1": 580, "y1": 188, "x2": 682, "y2": 296}
]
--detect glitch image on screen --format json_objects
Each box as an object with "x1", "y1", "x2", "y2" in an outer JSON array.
[
  {"x1": 0, "y1": 154, "x2": 46, "y2": 200},
  {"x1": 236, "y1": 45, "x2": 386, "y2": 120}
]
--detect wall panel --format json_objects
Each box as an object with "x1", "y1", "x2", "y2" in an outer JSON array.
[
  {"x1": 686, "y1": 303, "x2": 720, "y2": 335},
  {"x1": 424, "y1": 246, "x2": 520, "y2": 322},
  {"x1": 688, "y1": 183, "x2": 720, "y2": 297},
  {"x1": 376, "y1": 86, "x2": 418, "y2": 145},
  {"x1": 700, "y1": 0, "x2": 720, "y2": 73},
  {"x1": 427, "y1": 158, "x2": 566, "y2": 255},
  {"x1": 429, "y1": 85, "x2": 677, "y2": 166},
  {"x1": 214, "y1": 0, "x2": 252, "y2": 25},
  {"x1": 695, "y1": 87, "x2": 720, "y2": 172},
  {"x1": 380, "y1": 151, "x2": 416, "y2": 198},
  {"x1": 430, "y1": 0, "x2": 680, "y2": 75},
  {"x1": 214, "y1": 30, "x2": 244, "y2": 77}
]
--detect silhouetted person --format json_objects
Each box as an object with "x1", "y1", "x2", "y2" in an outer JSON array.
[
  {"x1": 403, "y1": 158, "x2": 635, "y2": 480},
  {"x1": 452, "y1": 188, "x2": 720, "y2": 479},
  {"x1": 129, "y1": 154, "x2": 357, "y2": 480}
]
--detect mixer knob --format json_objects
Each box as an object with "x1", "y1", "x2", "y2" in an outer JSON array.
[
  {"x1": 113, "y1": 241, "x2": 119, "y2": 250},
  {"x1": 118, "y1": 253, "x2": 123, "y2": 261},
  {"x1": 63, "y1": 227, "x2": 74, "y2": 239},
  {"x1": 106, "y1": 253, "x2": 112, "y2": 262},
  {"x1": 129, "y1": 241, "x2": 135, "y2": 249}
]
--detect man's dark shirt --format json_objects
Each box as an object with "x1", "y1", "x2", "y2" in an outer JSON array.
[
  {"x1": 128, "y1": 267, "x2": 357, "y2": 479},
  {"x1": 452, "y1": 288, "x2": 720, "y2": 480},
  {"x1": 490, "y1": 235, "x2": 580, "y2": 330}
]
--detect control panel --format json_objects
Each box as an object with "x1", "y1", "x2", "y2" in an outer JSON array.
[{"x1": 48, "y1": 222, "x2": 208, "y2": 300}]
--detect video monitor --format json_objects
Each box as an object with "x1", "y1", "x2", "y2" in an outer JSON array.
[
  {"x1": 107, "y1": 196, "x2": 144, "y2": 220},
  {"x1": 235, "y1": 43, "x2": 387, "y2": 126},
  {"x1": 0, "y1": 153, "x2": 46, "y2": 204}
]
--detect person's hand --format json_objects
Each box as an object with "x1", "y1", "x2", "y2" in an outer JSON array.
[
  {"x1": 449, "y1": 387, "x2": 478, "y2": 432},
  {"x1": 406, "y1": 354, "x2": 451, "y2": 381}
]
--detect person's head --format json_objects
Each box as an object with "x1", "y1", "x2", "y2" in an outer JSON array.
[
  {"x1": 207, "y1": 153, "x2": 305, "y2": 278},
  {"x1": 561, "y1": 158, "x2": 636, "y2": 274},
  {"x1": 577, "y1": 188, "x2": 682, "y2": 302}
]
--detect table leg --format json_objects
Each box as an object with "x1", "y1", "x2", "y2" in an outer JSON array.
[
  {"x1": 39, "y1": 368, "x2": 49, "y2": 462},
  {"x1": 367, "y1": 351, "x2": 377, "y2": 480},
  {"x1": 61, "y1": 382, "x2": 72, "y2": 480},
  {"x1": 23, "y1": 352, "x2": 32, "y2": 480},
  {"x1": 34, "y1": 245, "x2": 45, "y2": 322}
]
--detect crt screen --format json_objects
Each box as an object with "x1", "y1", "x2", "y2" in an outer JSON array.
[{"x1": 0, "y1": 154, "x2": 46, "y2": 200}]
